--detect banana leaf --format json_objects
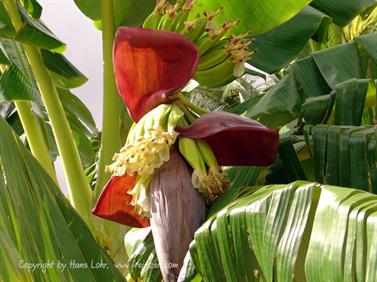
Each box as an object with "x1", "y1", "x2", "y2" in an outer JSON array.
[
  {"x1": 189, "y1": 181, "x2": 377, "y2": 281},
  {"x1": 249, "y1": 1, "x2": 377, "y2": 73},
  {"x1": 242, "y1": 32, "x2": 377, "y2": 129},
  {"x1": 0, "y1": 117, "x2": 124, "y2": 282},
  {"x1": 306, "y1": 125, "x2": 377, "y2": 192},
  {"x1": 127, "y1": 180, "x2": 377, "y2": 281},
  {"x1": 73, "y1": 0, "x2": 155, "y2": 28}
]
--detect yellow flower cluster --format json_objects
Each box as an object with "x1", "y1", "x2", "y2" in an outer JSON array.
[{"x1": 106, "y1": 127, "x2": 178, "y2": 177}]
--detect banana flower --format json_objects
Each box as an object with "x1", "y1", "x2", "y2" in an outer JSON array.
[{"x1": 93, "y1": 6, "x2": 279, "y2": 280}]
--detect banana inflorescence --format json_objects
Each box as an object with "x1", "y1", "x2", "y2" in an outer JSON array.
[{"x1": 143, "y1": 0, "x2": 257, "y2": 88}]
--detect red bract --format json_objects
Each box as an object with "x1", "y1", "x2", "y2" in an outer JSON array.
[
  {"x1": 176, "y1": 112, "x2": 279, "y2": 166},
  {"x1": 92, "y1": 174, "x2": 150, "y2": 228},
  {"x1": 114, "y1": 27, "x2": 199, "y2": 121}
]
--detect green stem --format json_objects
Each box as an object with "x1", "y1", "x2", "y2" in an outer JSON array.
[
  {"x1": 4, "y1": 0, "x2": 92, "y2": 222},
  {"x1": 177, "y1": 92, "x2": 209, "y2": 115},
  {"x1": 0, "y1": 63, "x2": 56, "y2": 181},
  {"x1": 95, "y1": 0, "x2": 132, "y2": 197},
  {"x1": 174, "y1": 100, "x2": 197, "y2": 123},
  {"x1": 14, "y1": 101, "x2": 57, "y2": 181}
]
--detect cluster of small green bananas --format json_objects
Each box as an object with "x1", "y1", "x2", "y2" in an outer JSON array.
[
  {"x1": 143, "y1": 0, "x2": 256, "y2": 88},
  {"x1": 178, "y1": 137, "x2": 228, "y2": 202}
]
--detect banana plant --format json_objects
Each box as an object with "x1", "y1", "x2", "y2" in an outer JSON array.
[{"x1": 2, "y1": 0, "x2": 377, "y2": 281}]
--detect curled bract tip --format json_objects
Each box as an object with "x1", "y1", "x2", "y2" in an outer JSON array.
[{"x1": 177, "y1": 112, "x2": 279, "y2": 166}]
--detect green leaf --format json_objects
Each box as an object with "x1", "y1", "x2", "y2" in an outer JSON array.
[
  {"x1": 307, "y1": 125, "x2": 376, "y2": 191},
  {"x1": 0, "y1": 37, "x2": 97, "y2": 167},
  {"x1": 56, "y1": 88, "x2": 98, "y2": 167},
  {"x1": 312, "y1": 42, "x2": 361, "y2": 88},
  {"x1": 194, "y1": 0, "x2": 311, "y2": 35},
  {"x1": 250, "y1": 6, "x2": 332, "y2": 73},
  {"x1": 127, "y1": 231, "x2": 161, "y2": 280},
  {"x1": 0, "y1": 3, "x2": 15, "y2": 37},
  {"x1": 241, "y1": 32, "x2": 377, "y2": 128},
  {"x1": 0, "y1": 117, "x2": 124, "y2": 282},
  {"x1": 41, "y1": 50, "x2": 88, "y2": 89},
  {"x1": 276, "y1": 138, "x2": 307, "y2": 181},
  {"x1": 301, "y1": 94, "x2": 335, "y2": 124},
  {"x1": 356, "y1": 32, "x2": 377, "y2": 66},
  {"x1": 334, "y1": 79, "x2": 369, "y2": 125},
  {"x1": 0, "y1": 46, "x2": 10, "y2": 64},
  {"x1": 20, "y1": 0, "x2": 42, "y2": 19},
  {"x1": 124, "y1": 227, "x2": 151, "y2": 257},
  {"x1": 246, "y1": 72, "x2": 304, "y2": 128},
  {"x1": 294, "y1": 56, "x2": 332, "y2": 98},
  {"x1": 0, "y1": 64, "x2": 39, "y2": 102},
  {"x1": 73, "y1": 0, "x2": 100, "y2": 21},
  {"x1": 245, "y1": 1, "x2": 376, "y2": 73},
  {"x1": 15, "y1": 5, "x2": 66, "y2": 52},
  {"x1": 208, "y1": 166, "x2": 261, "y2": 218},
  {"x1": 73, "y1": 0, "x2": 155, "y2": 28},
  {"x1": 0, "y1": 2, "x2": 65, "y2": 52},
  {"x1": 113, "y1": 0, "x2": 155, "y2": 28},
  {"x1": 310, "y1": 0, "x2": 376, "y2": 26},
  {"x1": 189, "y1": 181, "x2": 377, "y2": 281}
]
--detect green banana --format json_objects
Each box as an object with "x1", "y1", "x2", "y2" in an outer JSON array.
[
  {"x1": 143, "y1": 11, "x2": 164, "y2": 29},
  {"x1": 151, "y1": 104, "x2": 172, "y2": 130},
  {"x1": 178, "y1": 137, "x2": 207, "y2": 172},
  {"x1": 159, "y1": 14, "x2": 175, "y2": 31},
  {"x1": 127, "y1": 104, "x2": 171, "y2": 144},
  {"x1": 194, "y1": 58, "x2": 235, "y2": 88},
  {"x1": 173, "y1": 10, "x2": 189, "y2": 33},
  {"x1": 182, "y1": 17, "x2": 207, "y2": 42},
  {"x1": 195, "y1": 139, "x2": 218, "y2": 169},
  {"x1": 196, "y1": 34, "x2": 218, "y2": 55},
  {"x1": 197, "y1": 45, "x2": 229, "y2": 71},
  {"x1": 167, "y1": 105, "x2": 184, "y2": 131}
]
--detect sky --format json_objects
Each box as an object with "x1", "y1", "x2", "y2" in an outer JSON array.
[{"x1": 38, "y1": 0, "x2": 103, "y2": 192}]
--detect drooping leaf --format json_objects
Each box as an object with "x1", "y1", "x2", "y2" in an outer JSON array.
[
  {"x1": 306, "y1": 124, "x2": 376, "y2": 191},
  {"x1": 250, "y1": 6, "x2": 332, "y2": 73},
  {"x1": 310, "y1": 0, "x2": 376, "y2": 26},
  {"x1": 294, "y1": 55, "x2": 331, "y2": 98},
  {"x1": 246, "y1": 72, "x2": 304, "y2": 128},
  {"x1": 312, "y1": 42, "x2": 361, "y2": 88},
  {"x1": 188, "y1": 181, "x2": 377, "y2": 281},
  {"x1": 334, "y1": 79, "x2": 369, "y2": 125},
  {"x1": 0, "y1": 64, "x2": 39, "y2": 102},
  {"x1": 301, "y1": 94, "x2": 335, "y2": 124},
  {"x1": 0, "y1": 117, "x2": 124, "y2": 282},
  {"x1": 243, "y1": 32, "x2": 377, "y2": 128},
  {"x1": 356, "y1": 31, "x2": 377, "y2": 65},
  {"x1": 0, "y1": 36, "x2": 97, "y2": 167},
  {"x1": 14, "y1": 3, "x2": 66, "y2": 53},
  {"x1": 244, "y1": 0, "x2": 376, "y2": 73},
  {"x1": 41, "y1": 50, "x2": 88, "y2": 89}
]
